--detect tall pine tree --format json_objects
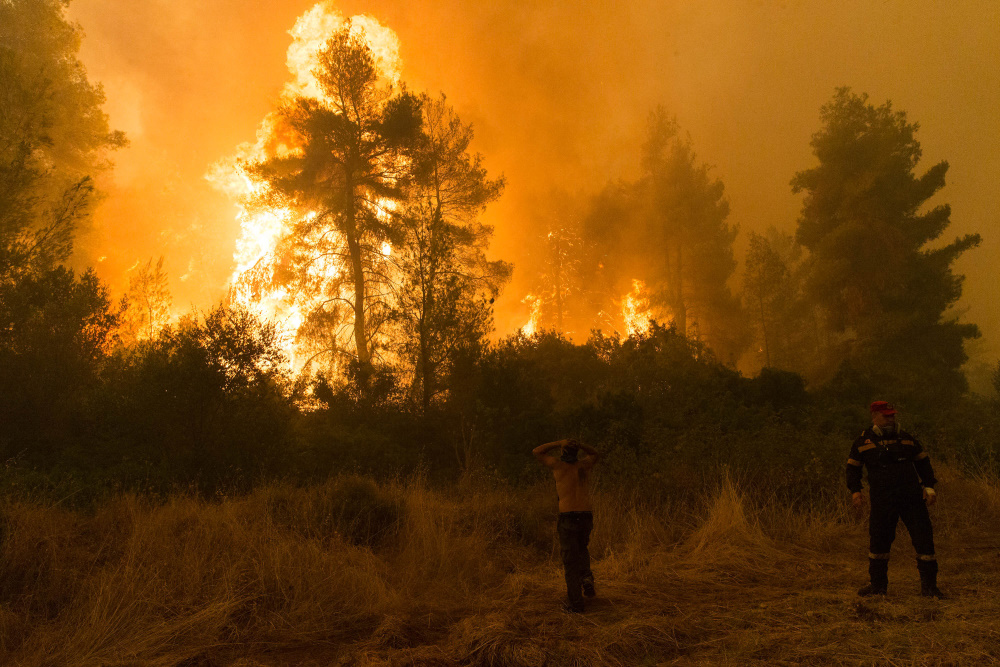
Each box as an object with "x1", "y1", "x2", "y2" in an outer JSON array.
[
  {"x1": 243, "y1": 24, "x2": 421, "y2": 375},
  {"x1": 792, "y1": 88, "x2": 980, "y2": 404}
]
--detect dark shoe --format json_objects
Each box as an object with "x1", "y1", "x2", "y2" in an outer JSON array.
[
  {"x1": 863, "y1": 557, "x2": 889, "y2": 597},
  {"x1": 582, "y1": 580, "x2": 596, "y2": 598},
  {"x1": 858, "y1": 583, "x2": 887, "y2": 596},
  {"x1": 921, "y1": 583, "x2": 947, "y2": 599},
  {"x1": 563, "y1": 600, "x2": 585, "y2": 613},
  {"x1": 917, "y1": 558, "x2": 945, "y2": 598}
]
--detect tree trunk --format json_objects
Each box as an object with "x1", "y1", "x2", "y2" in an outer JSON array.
[
  {"x1": 673, "y1": 245, "x2": 686, "y2": 337},
  {"x1": 758, "y1": 293, "x2": 770, "y2": 367},
  {"x1": 419, "y1": 246, "x2": 433, "y2": 415},
  {"x1": 344, "y1": 183, "x2": 370, "y2": 368},
  {"x1": 346, "y1": 233, "x2": 370, "y2": 366}
]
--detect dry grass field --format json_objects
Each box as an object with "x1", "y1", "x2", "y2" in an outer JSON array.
[{"x1": 0, "y1": 466, "x2": 998, "y2": 666}]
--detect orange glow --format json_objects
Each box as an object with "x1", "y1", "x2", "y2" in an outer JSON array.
[
  {"x1": 520, "y1": 293, "x2": 542, "y2": 336},
  {"x1": 66, "y1": 2, "x2": 1000, "y2": 364},
  {"x1": 209, "y1": 2, "x2": 403, "y2": 370},
  {"x1": 621, "y1": 279, "x2": 654, "y2": 337},
  {"x1": 286, "y1": 3, "x2": 401, "y2": 98}
]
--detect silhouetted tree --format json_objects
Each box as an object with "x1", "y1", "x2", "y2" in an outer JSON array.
[
  {"x1": 743, "y1": 231, "x2": 790, "y2": 368},
  {"x1": 243, "y1": 24, "x2": 421, "y2": 376},
  {"x1": 394, "y1": 95, "x2": 509, "y2": 414},
  {"x1": 120, "y1": 256, "x2": 172, "y2": 342},
  {"x1": 0, "y1": 267, "x2": 118, "y2": 455},
  {"x1": 0, "y1": 0, "x2": 125, "y2": 279},
  {"x1": 792, "y1": 88, "x2": 980, "y2": 403},
  {"x1": 579, "y1": 182, "x2": 641, "y2": 335},
  {"x1": 640, "y1": 109, "x2": 744, "y2": 354},
  {"x1": 581, "y1": 109, "x2": 746, "y2": 360},
  {"x1": 0, "y1": 0, "x2": 124, "y2": 458},
  {"x1": 100, "y1": 304, "x2": 291, "y2": 483},
  {"x1": 518, "y1": 189, "x2": 587, "y2": 335}
]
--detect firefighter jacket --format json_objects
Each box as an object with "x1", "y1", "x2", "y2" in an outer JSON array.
[{"x1": 846, "y1": 426, "x2": 936, "y2": 502}]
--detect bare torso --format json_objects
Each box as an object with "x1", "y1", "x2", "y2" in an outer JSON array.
[
  {"x1": 532, "y1": 440, "x2": 600, "y2": 512},
  {"x1": 551, "y1": 460, "x2": 594, "y2": 512}
]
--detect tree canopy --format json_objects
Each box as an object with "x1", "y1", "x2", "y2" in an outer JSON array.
[
  {"x1": 580, "y1": 109, "x2": 745, "y2": 361},
  {"x1": 0, "y1": 0, "x2": 125, "y2": 278},
  {"x1": 243, "y1": 24, "x2": 421, "y2": 374},
  {"x1": 394, "y1": 94, "x2": 509, "y2": 413},
  {"x1": 792, "y1": 88, "x2": 980, "y2": 404}
]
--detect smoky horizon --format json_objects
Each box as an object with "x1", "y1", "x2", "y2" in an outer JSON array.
[{"x1": 63, "y1": 0, "x2": 1000, "y2": 385}]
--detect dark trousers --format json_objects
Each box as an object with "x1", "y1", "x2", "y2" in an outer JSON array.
[
  {"x1": 869, "y1": 496, "x2": 935, "y2": 558},
  {"x1": 557, "y1": 511, "x2": 593, "y2": 606}
]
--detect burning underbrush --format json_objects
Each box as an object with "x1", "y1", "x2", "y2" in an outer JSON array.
[{"x1": 0, "y1": 469, "x2": 997, "y2": 665}]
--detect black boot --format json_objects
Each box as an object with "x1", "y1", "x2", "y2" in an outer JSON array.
[
  {"x1": 917, "y1": 558, "x2": 946, "y2": 598},
  {"x1": 858, "y1": 557, "x2": 888, "y2": 596}
]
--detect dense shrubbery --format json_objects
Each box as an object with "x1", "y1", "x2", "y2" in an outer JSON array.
[
  {"x1": 442, "y1": 325, "x2": 852, "y2": 502},
  {"x1": 7, "y1": 294, "x2": 1000, "y2": 505},
  {"x1": 0, "y1": 298, "x2": 296, "y2": 499},
  {"x1": 0, "y1": 210, "x2": 995, "y2": 500}
]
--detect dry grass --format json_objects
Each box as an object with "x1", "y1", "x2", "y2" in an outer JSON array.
[{"x1": 0, "y1": 467, "x2": 998, "y2": 666}]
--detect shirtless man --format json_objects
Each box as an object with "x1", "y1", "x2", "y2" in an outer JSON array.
[{"x1": 533, "y1": 438, "x2": 601, "y2": 612}]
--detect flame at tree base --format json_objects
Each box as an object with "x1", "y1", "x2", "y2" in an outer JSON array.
[{"x1": 622, "y1": 279, "x2": 655, "y2": 337}]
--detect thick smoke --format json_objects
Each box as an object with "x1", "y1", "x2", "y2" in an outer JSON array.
[{"x1": 69, "y1": 0, "x2": 1000, "y2": 365}]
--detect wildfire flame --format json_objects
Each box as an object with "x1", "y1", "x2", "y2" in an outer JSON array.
[
  {"x1": 621, "y1": 279, "x2": 653, "y2": 337},
  {"x1": 208, "y1": 2, "x2": 403, "y2": 370},
  {"x1": 286, "y1": 3, "x2": 400, "y2": 98},
  {"x1": 521, "y1": 293, "x2": 542, "y2": 336}
]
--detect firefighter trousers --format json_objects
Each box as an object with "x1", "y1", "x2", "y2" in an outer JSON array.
[{"x1": 868, "y1": 496, "x2": 935, "y2": 559}]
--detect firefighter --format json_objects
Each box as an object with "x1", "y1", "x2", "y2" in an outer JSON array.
[{"x1": 847, "y1": 401, "x2": 944, "y2": 598}]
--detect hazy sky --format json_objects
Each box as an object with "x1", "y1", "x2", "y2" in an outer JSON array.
[{"x1": 68, "y1": 0, "x2": 1000, "y2": 373}]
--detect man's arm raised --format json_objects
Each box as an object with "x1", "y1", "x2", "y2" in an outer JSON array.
[
  {"x1": 532, "y1": 439, "x2": 566, "y2": 466},
  {"x1": 573, "y1": 440, "x2": 601, "y2": 467}
]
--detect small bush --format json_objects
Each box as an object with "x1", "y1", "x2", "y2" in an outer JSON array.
[{"x1": 265, "y1": 475, "x2": 403, "y2": 549}]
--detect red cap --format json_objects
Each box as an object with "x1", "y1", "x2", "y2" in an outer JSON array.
[{"x1": 870, "y1": 401, "x2": 897, "y2": 415}]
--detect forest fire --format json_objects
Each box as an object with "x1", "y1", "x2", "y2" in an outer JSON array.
[
  {"x1": 521, "y1": 294, "x2": 542, "y2": 336},
  {"x1": 211, "y1": 2, "x2": 404, "y2": 368},
  {"x1": 7, "y1": 1, "x2": 1000, "y2": 663},
  {"x1": 621, "y1": 279, "x2": 654, "y2": 337}
]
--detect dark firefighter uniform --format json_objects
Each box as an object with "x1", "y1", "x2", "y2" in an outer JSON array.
[{"x1": 847, "y1": 418, "x2": 940, "y2": 596}]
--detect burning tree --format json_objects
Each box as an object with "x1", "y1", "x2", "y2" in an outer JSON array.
[
  {"x1": 581, "y1": 109, "x2": 746, "y2": 360},
  {"x1": 223, "y1": 6, "x2": 508, "y2": 395},
  {"x1": 521, "y1": 190, "x2": 585, "y2": 336},
  {"x1": 236, "y1": 21, "x2": 421, "y2": 376}
]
